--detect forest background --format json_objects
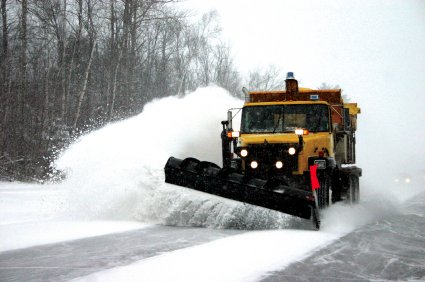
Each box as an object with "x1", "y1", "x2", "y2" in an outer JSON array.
[{"x1": 0, "y1": 0, "x2": 288, "y2": 181}]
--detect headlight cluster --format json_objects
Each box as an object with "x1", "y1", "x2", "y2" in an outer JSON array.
[
  {"x1": 249, "y1": 160, "x2": 284, "y2": 170},
  {"x1": 239, "y1": 146, "x2": 297, "y2": 170}
]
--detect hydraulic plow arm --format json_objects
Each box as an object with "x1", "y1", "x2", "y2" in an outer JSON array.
[{"x1": 164, "y1": 157, "x2": 320, "y2": 229}]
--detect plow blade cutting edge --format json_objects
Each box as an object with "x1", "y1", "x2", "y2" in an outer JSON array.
[{"x1": 164, "y1": 157, "x2": 320, "y2": 229}]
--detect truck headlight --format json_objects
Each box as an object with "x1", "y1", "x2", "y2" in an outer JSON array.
[
  {"x1": 250, "y1": 161, "x2": 258, "y2": 169},
  {"x1": 275, "y1": 161, "x2": 283, "y2": 169},
  {"x1": 295, "y1": 129, "x2": 309, "y2": 135},
  {"x1": 295, "y1": 129, "x2": 304, "y2": 135},
  {"x1": 240, "y1": 149, "x2": 248, "y2": 157},
  {"x1": 288, "y1": 147, "x2": 296, "y2": 155}
]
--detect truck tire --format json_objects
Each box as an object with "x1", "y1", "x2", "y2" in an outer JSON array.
[
  {"x1": 347, "y1": 175, "x2": 360, "y2": 204},
  {"x1": 317, "y1": 174, "x2": 330, "y2": 209}
]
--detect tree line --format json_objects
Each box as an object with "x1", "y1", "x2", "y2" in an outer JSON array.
[{"x1": 0, "y1": 0, "x2": 284, "y2": 182}]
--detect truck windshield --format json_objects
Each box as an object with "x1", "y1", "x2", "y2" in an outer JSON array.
[{"x1": 241, "y1": 104, "x2": 330, "y2": 133}]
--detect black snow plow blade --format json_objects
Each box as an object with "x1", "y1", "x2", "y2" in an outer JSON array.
[{"x1": 164, "y1": 157, "x2": 320, "y2": 229}]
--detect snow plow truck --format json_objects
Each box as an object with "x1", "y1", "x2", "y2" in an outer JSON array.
[{"x1": 164, "y1": 72, "x2": 361, "y2": 229}]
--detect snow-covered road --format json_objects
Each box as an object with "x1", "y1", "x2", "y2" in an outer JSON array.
[
  {"x1": 0, "y1": 223, "x2": 241, "y2": 282},
  {"x1": 264, "y1": 192, "x2": 425, "y2": 281},
  {"x1": 1, "y1": 181, "x2": 424, "y2": 282},
  {"x1": 0, "y1": 183, "x2": 338, "y2": 282}
]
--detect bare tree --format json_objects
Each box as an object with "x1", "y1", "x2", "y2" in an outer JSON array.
[
  {"x1": 0, "y1": 0, "x2": 9, "y2": 160},
  {"x1": 318, "y1": 82, "x2": 340, "y2": 90},
  {"x1": 0, "y1": 2, "x2": 245, "y2": 180},
  {"x1": 1, "y1": 0, "x2": 7, "y2": 65},
  {"x1": 74, "y1": 41, "x2": 97, "y2": 129},
  {"x1": 19, "y1": 0, "x2": 28, "y2": 136},
  {"x1": 247, "y1": 66, "x2": 285, "y2": 91}
]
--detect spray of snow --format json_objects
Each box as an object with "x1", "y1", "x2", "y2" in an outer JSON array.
[
  {"x1": 54, "y1": 85, "x2": 424, "y2": 232},
  {"x1": 55, "y1": 87, "x2": 305, "y2": 229}
]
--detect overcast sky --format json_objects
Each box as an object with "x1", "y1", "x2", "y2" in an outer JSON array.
[
  {"x1": 181, "y1": 0, "x2": 425, "y2": 182},
  {"x1": 183, "y1": 0, "x2": 424, "y2": 84}
]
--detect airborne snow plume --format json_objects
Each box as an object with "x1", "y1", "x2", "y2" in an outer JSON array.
[
  {"x1": 55, "y1": 86, "x2": 424, "y2": 231},
  {"x1": 55, "y1": 87, "x2": 305, "y2": 229}
]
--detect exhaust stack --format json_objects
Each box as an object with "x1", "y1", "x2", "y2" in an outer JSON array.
[{"x1": 285, "y1": 72, "x2": 299, "y2": 95}]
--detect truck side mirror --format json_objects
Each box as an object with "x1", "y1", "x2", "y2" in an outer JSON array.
[{"x1": 343, "y1": 108, "x2": 351, "y2": 131}]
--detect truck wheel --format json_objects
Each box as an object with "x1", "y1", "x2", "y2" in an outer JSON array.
[
  {"x1": 347, "y1": 175, "x2": 360, "y2": 204},
  {"x1": 317, "y1": 174, "x2": 330, "y2": 209}
]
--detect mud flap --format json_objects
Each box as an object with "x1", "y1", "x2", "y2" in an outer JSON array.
[
  {"x1": 312, "y1": 190, "x2": 321, "y2": 229},
  {"x1": 165, "y1": 157, "x2": 320, "y2": 228}
]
